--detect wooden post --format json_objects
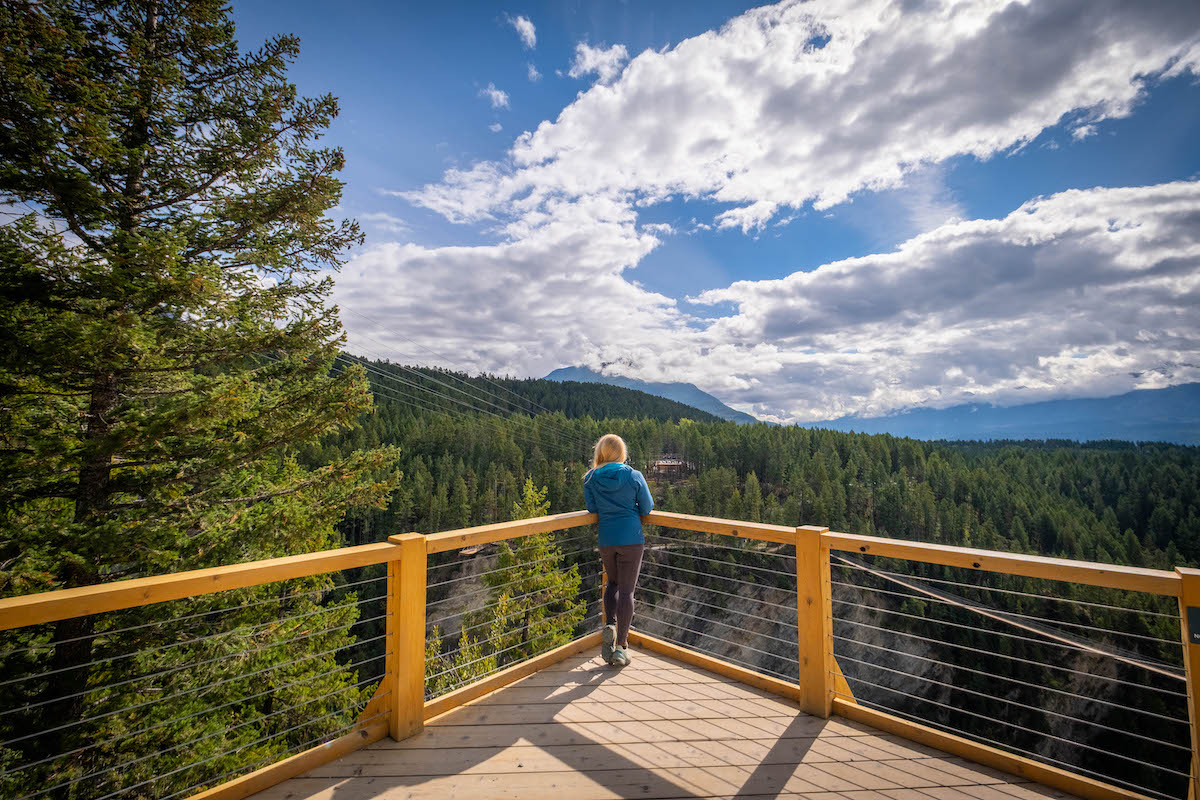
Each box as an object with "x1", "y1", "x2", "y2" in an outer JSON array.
[
  {"x1": 1177, "y1": 567, "x2": 1200, "y2": 800},
  {"x1": 388, "y1": 532, "x2": 427, "y2": 741},
  {"x1": 796, "y1": 524, "x2": 832, "y2": 718}
]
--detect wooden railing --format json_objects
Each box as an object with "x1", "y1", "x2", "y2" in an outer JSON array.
[{"x1": 0, "y1": 509, "x2": 1195, "y2": 800}]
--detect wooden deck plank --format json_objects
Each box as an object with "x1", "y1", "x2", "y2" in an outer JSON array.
[{"x1": 254, "y1": 644, "x2": 1086, "y2": 800}]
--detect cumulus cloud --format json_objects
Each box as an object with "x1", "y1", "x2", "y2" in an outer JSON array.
[
  {"x1": 508, "y1": 14, "x2": 536, "y2": 49},
  {"x1": 479, "y1": 83, "x2": 509, "y2": 109},
  {"x1": 694, "y1": 181, "x2": 1200, "y2": 420},
  {"x1": 527, "y1": 63, "x2": 541, "y2": 82},
  {"x1": 410, "y1": 0, "x2": 1200, "y2": 228},
  {"x1": 568, "y1": 42, "x2": 629, "y2": 83},
  {"x1": 340, "y1": 181, "x2": 1200, "y2": 422},
  {"x1": 359, "y1": 211, "x2": 410, "y2": 235},
  {"x1": 372, "y1": 0, "x2": 1200, "y2": 421},
  {"x1": 489, "y1": 122, "x2": 503, "y2": 133},
  {"x1": 1072, "y1": 124, "x2": 1097, "y2": 140}
]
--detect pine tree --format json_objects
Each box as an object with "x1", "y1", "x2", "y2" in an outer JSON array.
[
  {"x1": 0, "y1": 1, "x2": 399, "y2": 794},
  {"x1": 476, "y1": 479, "x2": 585, "y2": 663}
]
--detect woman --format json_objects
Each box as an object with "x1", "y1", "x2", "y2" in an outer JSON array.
[{"x1": 584, "y1": 433, "x2": 654, "y2": 666}]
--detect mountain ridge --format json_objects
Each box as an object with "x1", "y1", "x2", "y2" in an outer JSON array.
[
  {"x1": 808, "y1": 382, "x2": 1200, "y2": 445},
  {"x1": 544, "y1": 366, "x2": 758, "y2": 424}
]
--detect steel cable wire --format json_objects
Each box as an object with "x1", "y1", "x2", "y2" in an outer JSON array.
[
  {"x1": 642, "y1": 546, "x2": 796, "y2": 579},
  {"x1": 340, "y1": 305, "x2": 578, "y2": 429},
  {"x1": 638, "y1": 571, "x2": 797, "y2": 614},
  {"x1": 635, "y1": 585, "x2": 798, "y2": 630},
  {"x1": 0, "y1": 650, "x2": 388, "y2": 781},
  {"x1": 427, "y1": 568, "x2": 602, "y2": 609},
  {"x1": 332, "y1": 358, "x2": 583, "y2": 458},
  {"x1": 638, "y1": 561, "x2": 798, "y2": 595},
  {"x1": 831, "y1": 617, "x2": 1187, "y2": 698},
  {"x1": 152, "y1": 707, "x2": 391, "y2": 800},
  {"x1": 0, "y1": 613, "x2": 389, "y2": 723},
  {"x1": 832, "y1": 559, "x2": 1180, "y2": 618},
  {"x1": 831, "y1": 598, "x2": 1185, "y2": 675},
  {"x1": 84, "y1": 699, "x2": 393, "y2": 800},
  {"x1": 831, "y1": 633, "x2": 1189, "y2": 725},
  {"x1": 830, "y1": 690, "x2": 1178, "y2": 800},
  {"x1": 0, "y1": 633, "x2": 388, "y2": 749},
  {"x1": 17, "y1": 672, "x2": 384, "y2": 800},
  {"x1": 338, "y1": 319, "x2": 593, "y2": 442},
  {"x1": 830, "y1": 671, "x2": 1190, "y2": 778},
  {"x1": 831, "y1": 579, "x2": 1181, "y2": 646},
  {"x1": 0, "y1": 574, "x2": 387, "y2": 660},
  {"x1": 0, "y1": 591, "x2": 386, "y2": 689},
  {"x1": 336, "y1": 350, "x2": 590, "y2": 453},
  {"x1": 645, "y1": 531, "x2": 796, "y2": 560},
  {"x1": 431, "y1": 611, "x2": 606, "y2": 695},
  {"x1": 426, "y1": 607, "x2": 600, "y2": 680},
  {"x1": 636, "y1": 597, "x2": 799, "y2": 648},
  {"x1": 427, "y1": 542, "x2": 596, "y2": 588},
  {"x1": 833, "y1": 652, "x2": 1190, "y2": 752}
]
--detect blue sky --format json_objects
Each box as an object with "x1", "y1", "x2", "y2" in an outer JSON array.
[{"x1": 233, "y1": 0, "x2": 1200, "y2": 423}]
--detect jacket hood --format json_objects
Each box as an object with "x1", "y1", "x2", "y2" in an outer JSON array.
[{"x1": 585, "y1": 462, "x2": 632, "y2": 491}]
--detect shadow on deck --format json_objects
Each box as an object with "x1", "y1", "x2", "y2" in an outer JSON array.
[{"x1": 254, "y1": 645, "x2": 1082, "y2": 800}]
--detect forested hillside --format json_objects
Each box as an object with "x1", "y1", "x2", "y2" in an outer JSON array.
[
  {"x1": 312, "y1": 391, "x2": 1200, "y2": 570},
  {"x1": 344, "y1": 356, "x2": 725, "y2": 424}
]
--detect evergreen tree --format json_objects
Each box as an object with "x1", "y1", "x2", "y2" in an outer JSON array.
[
  {"x1": 0, "y1": 1, "x2": 399, "y2": 794},
  {"x1": 477, "y1": 479, "x2": 585, "y2": 662}
]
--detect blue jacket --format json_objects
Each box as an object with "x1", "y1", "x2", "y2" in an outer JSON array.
[{"x1": 584, "y1": 462, "x2": 654, "y2": 547}]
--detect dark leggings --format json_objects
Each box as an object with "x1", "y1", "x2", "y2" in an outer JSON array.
[{"x1": 600, "y1": 544, "x2": 644, "y2": 647}]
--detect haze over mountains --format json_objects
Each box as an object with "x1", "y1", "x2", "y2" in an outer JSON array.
[
  {"x1": 811, "y1": 383, "x2": 1200, "y2": 445},
  {"x1": 548, "y1": 366, "x2": 1199, "y2": 445}
]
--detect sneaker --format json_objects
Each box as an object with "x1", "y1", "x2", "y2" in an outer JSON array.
[
  {"x1": 611, "y1": 646, "x2": 630, "y2": 667},
  {"x1": 601, "y1": 624, "x2": 617, "y2": 663}
]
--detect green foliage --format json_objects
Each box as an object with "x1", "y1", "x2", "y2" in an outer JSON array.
[
  {"x1": 423, "y1": 480, "x2": 586, "y2": 699},
  {"x1": 0, "y1": 1, "x2": 399, "y2": 795}
]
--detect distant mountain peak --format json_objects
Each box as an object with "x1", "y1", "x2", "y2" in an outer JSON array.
[
  {"x1": 544, "y1": 366, "x2": 759, "y2": 424},
  {"x1": 808, "y1": 383, "x2": 1200, "y2": 445}
]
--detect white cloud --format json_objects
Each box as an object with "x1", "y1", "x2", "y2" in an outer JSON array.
[
  {"x1": 342, "y1": 181, "x2": 1200, "y2": 423},
  {"x1": 1072, "y1": 124, "x2": 1097, "y2": 140},
  {"x1": 693, "y1": 181, "x2": 1200, "y2": 420},
  {"x1": 489, "y1": 122, "x2": 503, "y2": 133},
  {"x1": 479, "y1": 83, "x2": 509, "y2": 109},
  {"x1": 411, "y1": 0, "x2": 1200, "y2": 229},
  {"x1": 359, "y1": 211, "x2": 410, "y2": 235},
  {"x1": 508, "y1": 14, "x2": 536, "y2": 49},
  {"x1": 641, "y1": 222, "x2": 675, "y2": 236},
  {"x1": 527, "y1": 62, "x2": 542, "y2": 82},
  {"x1": 374, "y1": 0, "x2": 1200, "y2": 421},
  {"x1": 568, "y1": 42, "x2": 629, "y2": 84}
]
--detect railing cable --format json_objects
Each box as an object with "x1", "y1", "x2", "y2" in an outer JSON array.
[
  {"x1": 831, "y1": 579, "x2": 1181, "y2": 646},
  {"x1": 832, "y1": 617, "x2": 1187, "y2": 698},
  {"x1": 832, "y1": 691, "x2": 1179, "y2": 800},
  {"x1": 832, "y1": 633, "x2": 1189, "y2": 725},
  {"x1": 833, "y1": 653, "x2": 1191, "y2": 752},
  {"x1": 0, "y1": 573, "x2": 386, "y2": 660},
  {"x1": 831, "y1": 673, "x2": 1190, "y2": 778},
  {"x1": 832, "y1": 558, "x2": 1180, "y2": 618},
  {"x1": 0, "y1": 633, "x2": 388, "y2": 749},
  {"x1": 832, "y1": 598, "x2": 1184, "y2": 680}
]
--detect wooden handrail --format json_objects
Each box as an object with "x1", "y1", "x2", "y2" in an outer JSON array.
[
  {"x1": 421, "y1": 510, "x2": 597, "y2": 553},
  {"x1": 644, "y1": 510, "x2": 796, "y2": 545},
  {"x1": 0, "y1": 541, "x2": 402, "y2": 632},
  {"x1": 823, "y1": 530, "x2": 1181, "y2": 596}
]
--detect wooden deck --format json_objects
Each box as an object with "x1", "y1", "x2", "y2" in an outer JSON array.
[{"x1": 256, "y1": 645, "x2": 1082, "y2": 800}]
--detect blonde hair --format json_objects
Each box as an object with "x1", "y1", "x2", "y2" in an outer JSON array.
[{"x1": 592, "y1": 434, "x2": 628, "y2": 469}]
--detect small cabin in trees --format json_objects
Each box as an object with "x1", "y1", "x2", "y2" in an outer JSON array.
[{"x1": 650, "y1": 455, "x2": 693, "y2": 479}]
